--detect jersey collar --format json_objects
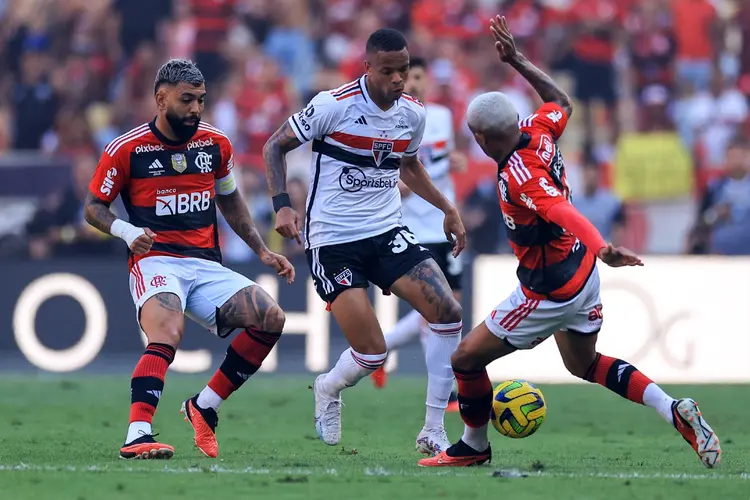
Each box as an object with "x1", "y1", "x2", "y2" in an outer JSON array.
[
  {"x1": 497, "y1": 132, "x2": 531, "y2": 169},
  {"x1": 361, "y1": 75, "x2": 400, "y2": 117}
]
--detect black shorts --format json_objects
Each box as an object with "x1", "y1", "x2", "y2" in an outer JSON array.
[
  {"x1": 306, "y1": 226, "x2": 432, "y2": 303},
  {"x1": 572, "y1": 56, "x2": 616, "y2": 105},
  {"x1": 422, "y1": 242, "x2": 463, "y2": 291}
]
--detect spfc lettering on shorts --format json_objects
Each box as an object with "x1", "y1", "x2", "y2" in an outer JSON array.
[
  {"x1": 171, "y1": 153, "x2": 188, "y2": 173},
  {"x1": 372, "y1": 140, "x2": 394, "y2": 167},
  {"x1": 335, "y1": 268, "x2": 353, "y2": 286}
]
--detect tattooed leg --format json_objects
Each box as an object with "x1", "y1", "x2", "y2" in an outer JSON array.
[
  {"x1": 140, "y1": 292, "x2": 185, "y2": 347},
  {"x1": 216, "y1": 285, "x2": 285, "y2": 332},
  {"x1": 390, "y1": 259, "x2": 462, "y2": 437},
  {"x1": 390, "y1": 259, "x2": 462, "y2": 325}
]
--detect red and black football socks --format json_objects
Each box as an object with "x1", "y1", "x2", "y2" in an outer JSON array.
[
  {"x1": 126, "y1": 342, "x2": 175, "y2": 444},
  {"x1": 454, "y1": 367, "x2": 493, "y2": 452},
  {"x1": 197, "y1": 328, "x2": 282, "y2": 410},
  {"x1": 585, "y1": 352, "x2": 675, "y2": 423}
]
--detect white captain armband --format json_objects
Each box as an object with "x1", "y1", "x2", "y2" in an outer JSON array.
[{"x1": 216, "y1": 171, "x2": 237, "y2": 195}]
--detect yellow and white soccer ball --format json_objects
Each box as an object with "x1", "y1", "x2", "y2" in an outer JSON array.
[{"x1": 490, "y1": 380, "x2": 547, "y2": 438}]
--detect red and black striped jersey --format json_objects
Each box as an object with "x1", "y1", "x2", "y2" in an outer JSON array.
[
  {"x1": 89, "y1": 120, "x2": 236, "y2": 269},
  {"x1": 497, "y1": 103, "x2": 595, "y2": 301}
]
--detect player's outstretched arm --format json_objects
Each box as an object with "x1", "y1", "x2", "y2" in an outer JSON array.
[
  {"x1": 400, "y1": 154, "x2": 466, "y2": 255},
  {"x1": 490, "y1": 16, "x2": 573, "y2": 118},
  {"x1": 263, "y1": 122, "x2": 304, "y2": 245},
  {"x1": 215, "y1": 190, "x2": 295, "y2": 283}
]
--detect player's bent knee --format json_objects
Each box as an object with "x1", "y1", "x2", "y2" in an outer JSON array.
[
  {"x1": 437, "y1": 299, "x2": 463, "y2": 325},
  {"x1": 261, "y1": 303, "x2": 286, "y2": 333},
  {"x1": 141, "y1": 317, "x2": 183, "y2": 347},
  {"x1": 450, "y1": 345, "x2": 484, "y2": 373}
]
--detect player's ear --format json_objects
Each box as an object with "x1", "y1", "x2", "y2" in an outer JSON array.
[
  {"x1": 154, "y1": 88, "x2": 169, "y2": 111},
  {"x1": 364, "y1": 58, "x2": 372, "y2": 75}
]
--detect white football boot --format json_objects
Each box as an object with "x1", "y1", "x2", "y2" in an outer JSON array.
[
  {"x1": 672, "y1": 398, "x2": 721, "y2": 468},
  {"x1": 416, "y1": 426, "x2": 450, "y2": 456},
  {"x1": 313, "y1": 374, "x2": 342, "y2": 446}
]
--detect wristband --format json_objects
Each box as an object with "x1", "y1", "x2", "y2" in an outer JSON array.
[
  {"x1": 272, "y1": 193, "x2": 292, "y2": 213},
  {"x1": 110, "y1": 219, "x2": 145, "y2": 248}
]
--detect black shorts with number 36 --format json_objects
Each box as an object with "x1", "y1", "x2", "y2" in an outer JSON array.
[{"x1": 306, "y1": 226, "x2": 432, "y2": 303}]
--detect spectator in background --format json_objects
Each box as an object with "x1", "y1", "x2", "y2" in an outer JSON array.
[
  {"x1": 672, "y1": 0, "x2": 720, "y2": 93},
  {"x1": 460, "y1": 178, "x2": 504, "y2": 255},
  {"x1": 689, "y1": 139, "x2": 750, "y2": 254},
  {"x1": 11, "y1": 41, "x2": 58, "y2": 149},
  {"x1": 574, "y1": 161, "x2": 626, "y2": 245},
  {"x1": 563, "y1": 0, "x2": 622, "y2": 156},
  {"x1": 190, "y1": 0, "x2": 236, "y2": 86},
  {"x1": 25, "y1": 153, "x2": 117, "y2": 259},
  {"x1": 263, "y1": 0, "x2": 317, "y2": 97},
  {"x1": 683, "y1": 73, "x2": 748, "y2": 168}
]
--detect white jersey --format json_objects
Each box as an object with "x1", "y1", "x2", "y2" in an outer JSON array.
[
  {"x1": 400, "y1": 103, "x2": 455, "y2": 244},
  {"x1": 287, "y1": 75, "x2": 426, "y2": 249}
]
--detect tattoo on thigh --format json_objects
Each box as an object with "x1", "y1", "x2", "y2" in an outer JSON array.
[
  {"x1": 155, "y1": 293, "x2": 182, "y2": 313},
  {"x1": 407, "y1": 259, "x2": 454, "y2": 318},
  {"x1": 218, "y1": 285, "x2": 277, "y2": 330}
]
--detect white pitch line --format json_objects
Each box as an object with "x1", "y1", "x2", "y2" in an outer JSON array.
[{"x1": 0, "y1": 464, "x2": 747, "y2": 481}]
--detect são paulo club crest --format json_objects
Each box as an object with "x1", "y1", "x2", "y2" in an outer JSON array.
[
  {"x1": 372, "y1": 131, "x2": 394, "y2": 167},
  {"x1": 335, "y1": 268, "x2": 353, "y2": 286}
]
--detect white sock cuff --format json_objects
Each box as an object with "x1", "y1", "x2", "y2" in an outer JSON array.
[
  {"x1": 350, "y1": 349, "x2": 387, "y2": 370},
  {"x1": 428, "y1": 321, "x2": 463, "y2": 336}
]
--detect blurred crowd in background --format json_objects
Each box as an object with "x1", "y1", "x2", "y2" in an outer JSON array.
[{"x1": 1, "y1": 0, "x2": 749, "y2": 262}]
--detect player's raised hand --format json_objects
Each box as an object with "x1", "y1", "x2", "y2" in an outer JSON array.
[
  {"x1": 275, "y1": 206, "x2": 302, "y2": 246},
  {"x1": 490, "y1": 15, "x2": 518, "y2": 63},
  {"x1": 130, "y1": 228, "x2": 156, "y2": 255},
  {"x1": 443, "y1": 207, "x2": 467, "y2": 257},
  {"x1": 597, "y1": 244, "x2": 644, "y2": 268},
  {"x1": 260, "y1": 250, "x2": 296, "y2": 284}
]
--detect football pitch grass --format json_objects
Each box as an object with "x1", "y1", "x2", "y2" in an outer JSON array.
[{"x1": 0, "y1": 375, "x2": 747, "y2": 499}]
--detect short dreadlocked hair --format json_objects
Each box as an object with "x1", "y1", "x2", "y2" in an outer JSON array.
[{"x1": 153, "y1": 59, "x2": 205, "y2": 94}]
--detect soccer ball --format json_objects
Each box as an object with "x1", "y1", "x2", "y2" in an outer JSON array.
[{"x1": 490, "y1": 380, "x2": 547, "y2": 438}]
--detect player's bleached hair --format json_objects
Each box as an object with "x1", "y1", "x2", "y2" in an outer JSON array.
[
  {"x1": 154, "y1": 59, "x2": 205, "y2": 94},
  {"x1": 466, "y1": 92, "x2": 519, "y2": 136},
  {"x1": 366, "y1": 28, "x2": 407, "y2": 54}
]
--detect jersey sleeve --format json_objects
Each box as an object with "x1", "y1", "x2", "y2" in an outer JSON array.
[
  {"x1": 287, "y1": 91, "x2": 344, "y2": 143},
  {"x1": 507, "y1": 163, "x2": 569, "y2": 221},
  {"x1": 404, "y1": 105, "x2": 427, "y2": 157},
  {"x1": 215, "y1": 136, "x2": 237, "y2": 195},
  {"x1": 88, "y1": 148, "x2": 129, "y2": 203},
  {"x1": 519, "y1": 102, "x2": 569, "y2": 140}
]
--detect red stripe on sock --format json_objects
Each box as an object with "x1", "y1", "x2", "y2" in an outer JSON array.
[
  {"x1": 236, "y1": 328, "x2": 278, "y2": 367},
  {"x1": 626, "y1": 370, "x2": 652, "y2": 405},
  {"x1": 130, "y1": 402, "x2": 156, "y2": 423},
  {"x1": 454, "y1": 369, "x2": 492, "y2": 398},
  {"x1": 132, "y1": 352, "x2": 170, "y2": 379},
  {"x1": 208, "y1": 371, "x2": 234, "y2": 400},
  {"x1": 590, "y1": 353, "x2": 615, "y2": 387}
]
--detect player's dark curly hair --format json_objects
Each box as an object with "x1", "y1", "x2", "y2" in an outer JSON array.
[
  {"x1": 409, "y1": 57, "x2": 427, "y2": 70},
  {"x1": 366, "y1": 29, "x2": 407, "y2": 54},
  {"x1": 153, "y1": 59, "x2": 205, "y2": 94}
]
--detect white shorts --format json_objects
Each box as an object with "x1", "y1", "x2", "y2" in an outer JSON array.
[
  {"x1": 129, "y1": 256, "x2": 255, "y2": 337},
  {"x1": 485, "y1": 266, "x2": 603, "y2": 349}
]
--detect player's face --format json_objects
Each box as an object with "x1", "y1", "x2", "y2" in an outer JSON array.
[
  {"x1": 365, "y1": 49, "x2": 409, "y2": 103},
  {"x1": 405, "y1": 66, "x2": 427, "y2": 102},
  {"x1": 159, "y1": 82, "x2": 206, "y2": 141}
]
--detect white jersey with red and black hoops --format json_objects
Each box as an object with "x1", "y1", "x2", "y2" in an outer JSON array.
[
  {"x1": 287, "y1": 75, "x2": 426, "y2": 249},
  {"x1": 400, "y1": 103, "x2": 455, "y2": 244}
]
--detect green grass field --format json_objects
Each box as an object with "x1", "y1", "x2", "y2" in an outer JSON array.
[{"x1": 0, "y1": 375, "x2": 747, "y2": 499}]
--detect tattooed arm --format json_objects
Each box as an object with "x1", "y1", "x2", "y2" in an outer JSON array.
[
  {"x1": 215, "y1": 190, "x2": 269, "y2": 255},
  {"x1": 262, "y1": 122, "x2": 303, "y2": 197},
  {"x1": 492, "y1": 16, "x2": 573, "y2": 117},
  {"x1": 84, "y1": 193, "x2": 117, "y2": 235}
]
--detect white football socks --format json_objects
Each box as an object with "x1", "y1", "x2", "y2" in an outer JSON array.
[
  {"x1": 461, "y1": 424, "x2": 489, "y2": 452},
  {"x1": 322, "y1": 348, "x2": 387, "y2": 397},
  {"x1": 125, "y1": 421, "x2": 152, "y2": 444},
  {"x1": 424, "y1": 321, "x2": 462, "y2": 429},
  {"x1": 196, "y1": 386, "x2": 223, "y2": 411},
  {"x1": 384, "y1": 309, "x2": 424, "y2": 350},
  {"x1": 643, "y1": 383, "x2": 676, "y2": 424}
]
